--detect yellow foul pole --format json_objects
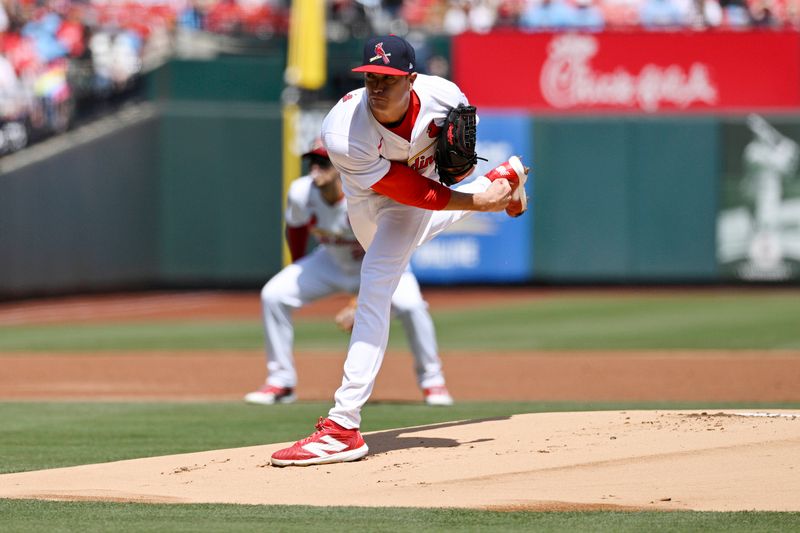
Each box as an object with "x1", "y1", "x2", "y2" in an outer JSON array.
[{"x1": 282, "y1": 0, "x2": 327, "y2": 266}]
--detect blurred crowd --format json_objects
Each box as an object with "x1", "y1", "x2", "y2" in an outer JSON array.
[
  {"x1": 0, "y1": 0, "x2": 288, "y2": 156},
  {"x1": 1, "y1": 0, "x2": 798, "y2": 157},
  {"x1": 397, "y1": 0, "x2": 799, "y2": 34},
  {"x1": 340, "y1": 0, "x2": 799, "y2": 38}
]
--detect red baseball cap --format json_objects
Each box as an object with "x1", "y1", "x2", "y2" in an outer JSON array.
[
  {"x1": 302, "y1": 137, "x2": 328, "y2": 159},
  {"x1": 352, "y1": 35, "x2": 416, "y2": 76}
]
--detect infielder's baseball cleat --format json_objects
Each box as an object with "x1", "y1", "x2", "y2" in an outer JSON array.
[
  {"x1": 424, "y1": 385, "x2": 454, "y2": 406},
  {"x1": 271, "y1": 417, "x2": 369, "y2": 467},
  {"x1": 244, "y1": 384, "x2": 296, "y2": 405},
  {"x1": 485, "y1": 156, "x2": 530, "y2": 218}
]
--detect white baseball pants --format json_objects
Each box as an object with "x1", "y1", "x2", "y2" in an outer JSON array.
[{"x1": 328, "y1": 175, "x2": 492, "y2": 428}]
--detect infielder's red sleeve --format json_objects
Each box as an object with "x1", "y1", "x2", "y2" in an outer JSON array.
[
  {"x1": 371, "y1": 162, "x2": 451, "y2": 210},
  {"x1": 286, "y1": 224, "x2": 310, "y2": 262}
]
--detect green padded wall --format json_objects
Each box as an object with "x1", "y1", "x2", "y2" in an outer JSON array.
[
  {"x1": 629, "y1": 118, "x2": 718, "y2": 279},
  {"x1": 533, "y1": 117, "x2": 719, "y2": 282},
  {"x1": 0, "y1": 114, "x2": 160, "y2": 298},
  {"x1": 148, "y1": 55, "x2": 286, "y2": 103},
  {"x1": 157, "y1": 101, "x2": 284, "y2": 284},
  {"x1": 533, "y1": 119, "x2": 632, "y2": 279}
]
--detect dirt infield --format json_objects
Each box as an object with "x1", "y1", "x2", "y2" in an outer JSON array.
[
  {"x1": 1, "y1": 410, "x2": 798, "y2": 511},
  {"x1": 3, "y1": 351, "x2": 800, "y2": 403},
  {"x1": 2, "y1": 289, "x2": 800, "y2": 403},
  {"x1": 1, "y1": 290, "x2": 800, "y2": 511}
]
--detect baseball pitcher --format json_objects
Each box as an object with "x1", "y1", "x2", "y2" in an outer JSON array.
[{"x1": 272, "y1": 35, "x2": 529, "y2": 467}]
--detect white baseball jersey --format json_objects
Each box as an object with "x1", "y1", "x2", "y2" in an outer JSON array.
[
  {"x1": 321, "y1": 74, "x2": 469, "y2": 201},
  {"x1": 286, "y1": 175, "x2": 363, "y2": 275}
]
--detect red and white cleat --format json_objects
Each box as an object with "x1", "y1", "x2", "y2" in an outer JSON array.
[
  {"x1": 423, "y1": 385, "x2": 454, "y2": 406},
  {"x1": 485, "y1": 155, "x2": 530, "y2": 218},
  {"x1": 271, "y1": 417, "x2": 369, "y2": 467},
  {"x1": 243, "y1": 384, "x2": 296, "y2": 405}
]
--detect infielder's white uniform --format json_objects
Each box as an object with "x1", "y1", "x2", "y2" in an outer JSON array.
[
  {"x1": 322, "y1": 74, "x2": 495, "y2": 427},
  {"x1": 261, "y1": 174, "x2": 447, "y2": 393}
]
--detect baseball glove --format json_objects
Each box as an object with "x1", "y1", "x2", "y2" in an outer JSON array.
[{"x1": 435, "y1": 104, "x2": 484, "y2": 186}]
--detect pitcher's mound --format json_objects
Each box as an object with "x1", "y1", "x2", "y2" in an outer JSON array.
[{"x1": 1, "y1": 410, "x2": 798, "y2": 511}]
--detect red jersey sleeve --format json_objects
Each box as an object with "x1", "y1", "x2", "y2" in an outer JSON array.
[
  {"x1": 286, "y1": 223, "x2": 311, "y2": 262},
  {"x1": 370, "y1": 162, "x2": 451, "y2": 210}
]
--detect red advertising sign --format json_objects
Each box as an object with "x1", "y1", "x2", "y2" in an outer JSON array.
[{"x1": 453, "y1": 31, "x2": 800, "y2": 113}]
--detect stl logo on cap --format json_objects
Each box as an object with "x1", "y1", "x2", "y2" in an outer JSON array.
[
  {"x1": 352, "y1": 35, "x2": 415, "y2": 76},
  {"x1": 370, "y1": 42, "x2": 391, "y2": 65}
]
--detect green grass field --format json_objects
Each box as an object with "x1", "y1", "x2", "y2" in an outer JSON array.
[
  {"x1": 1, "y1": 292, "x2": 799, "y2": 352},
  {"x1": 3, "y1": 499, "x2": 799, "y2": 533},
  {"x1": 2, "y1": 291, "x2": 800, "y2": 531}
]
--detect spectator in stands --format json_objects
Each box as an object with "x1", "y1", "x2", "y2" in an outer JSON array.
[
  {"x1": 792, "y1": 4, "x2": 800, "y2": 26},
  {"x1": 680, "y1": 0, "x2": 723, "y2": 28},
  {"x1": 205, "y1": 0, "x2": 244, "y2": 35},
  {"x1": 599, "y1": 0, "x2": 644, "y2": 27},
  {"x1": 787, "y1": 0, "x2": 800, "y2": 28},
  {"x1": 441, "y1": 0, "x2": 498, "y2": 34},
  {"x1": 519, "y1": 0, "x2": 579, "y2": 30},
  {"x1": 178, "y1": 0, "x2": 206, "y2": 31},
  {"x1": 720, "y1": 0, "x2": 752, "y2": 25},
  {"x1": 703, "y1": 0, "x2": 725, "y2": 25},
  {"x1": 749, "y1": 0, "x2": 780, "y2": 26},
  {"x1": 22, "y1": 12, "x2": 67, "y2": 64},
  {"x1": 0, "y1": 52, "x2": 27, "y2": 132},
  {"x1": 468, "y1": 0, "x2": 500, "y2": 32},
  {"x1": 330, "y1": 0, "x2": 375, "y2": 38},
  {"x1": 495, "y1": 0, "x2": 528, "y2": 27},
  {"x1": 0, "y1": 1, "x2": 9, "y2": 33},
  {"x1": 442, "y1": 1, "x2": 470, "y2": 34},
  {"x1": 56, "y1": 7, "x2": 86, "y2": 58},
  {"x1": 639, "y1": 0, "x2": 687, "y2": 27},
  {"x1": 572, "y1": 0, "x2": 606, "y2": 29}
]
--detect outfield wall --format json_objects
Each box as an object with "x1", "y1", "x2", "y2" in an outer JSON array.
[
  {"x1": 2, "y1": 41, "x2": 800, "y2": 297},
  {"x1": 531, "y1": 116, "x2": 720, "y2": 282},
  {"x1": 156, "y1": 101, "x2": 284, "y2": 285},
  {"x1": 0, "y1": 110, "x2": 161, "y2": 298},
  {"x1": 0, "y1": 100, "x2": 285, "y2": 298}
]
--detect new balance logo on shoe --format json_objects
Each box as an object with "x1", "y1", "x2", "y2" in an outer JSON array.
[
  {"x1": 302, "y1": 436, "x2": 349, "y2": 457},
  {"x1": 271, "y1": 417, "x2": 369, "y2": 467}
]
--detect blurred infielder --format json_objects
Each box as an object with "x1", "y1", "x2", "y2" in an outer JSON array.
[
  {"x1": 245, "y1": 140, "x2": 453, "y2": 407},
  {"x1": 271, "y1": 35, "x2": 529, "y2": 467}
]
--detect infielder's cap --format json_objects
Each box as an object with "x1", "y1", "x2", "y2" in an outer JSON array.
[
  {"x1": 352, "y1": 35, "x2": 416, "y2": 76},
  {"x1": 302, "y1": 137, "x2": 328, "y2": 159}
]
